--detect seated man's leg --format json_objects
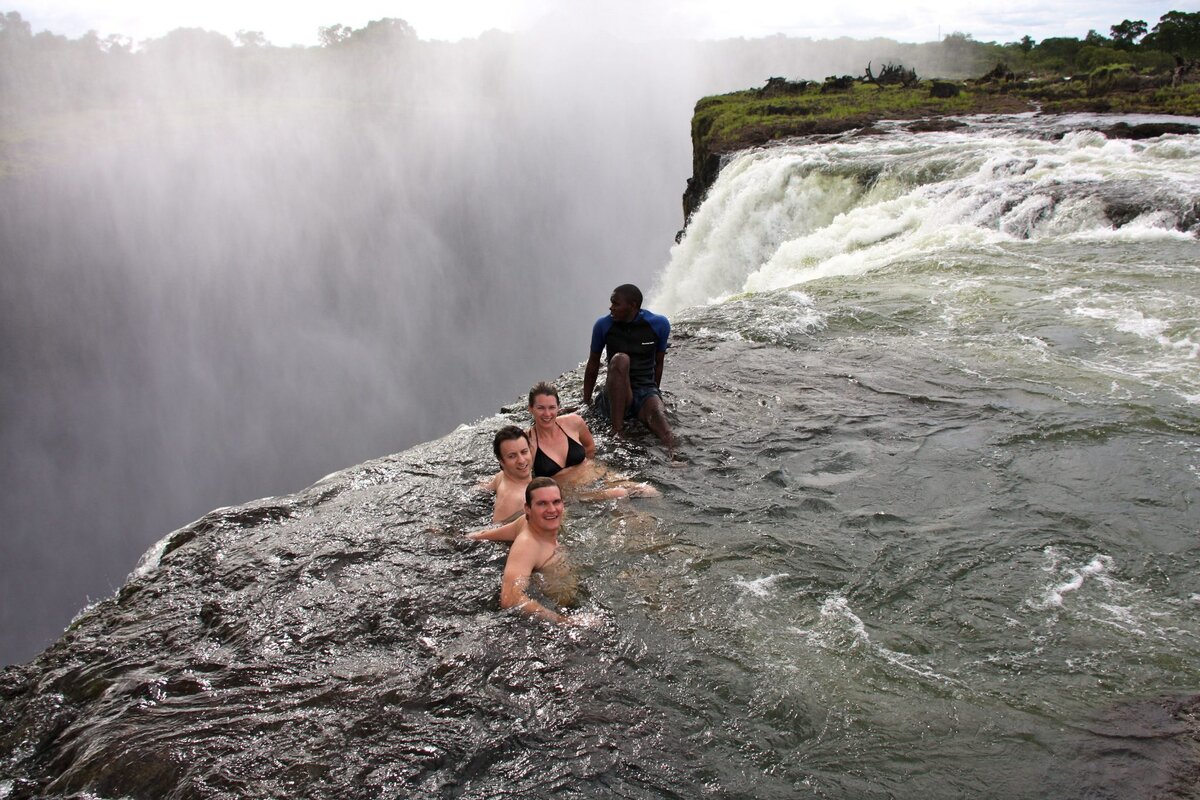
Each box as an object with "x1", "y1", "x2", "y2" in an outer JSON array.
[
  {"x1": 605, "y1": 354, "x2": 633, "y2": 434},
  {"x1": 636, "y1": 390, "x2": 675, "y2": 452}
]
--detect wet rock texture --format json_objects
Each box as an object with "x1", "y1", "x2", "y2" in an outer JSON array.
[{"x1": 0, "y1": 416, "x2": 699, "y2": 799}]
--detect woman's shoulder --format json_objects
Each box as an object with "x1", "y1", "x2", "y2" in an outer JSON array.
[
  {"x1": 563, "y1": 414, "x2": 594, "y2": 443},
  {"x1": 559, "y1": 412, "x2": 588, "y2": 430}
]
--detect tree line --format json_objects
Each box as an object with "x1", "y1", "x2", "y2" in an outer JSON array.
[
  {"x1": 1, "y1": 9, "x2": 1197, "y2": 113},
  {"x1": 951, "y1": 10, "x2": 1200, "y2": 75},
  {"x1": 0, "y1": 14, "x2": 434, "y2": 110}
]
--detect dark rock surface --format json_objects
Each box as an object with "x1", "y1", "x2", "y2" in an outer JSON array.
[
  {"x1": 0, "y1": 406, "x2": 703, "y2": 798},
  {"x1": 1100, "y1": 121, "x2": 1200, "y2": 139}
]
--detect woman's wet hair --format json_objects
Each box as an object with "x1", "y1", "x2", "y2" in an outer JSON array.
[
  {"x1": 528, "y1": 381, "x2": 560, "y2": 406},
  {"x1": 492, "y1": 425, "x2": 529, "y2": 459}
]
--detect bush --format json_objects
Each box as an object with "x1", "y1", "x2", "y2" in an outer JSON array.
[{"x1": 1077, "y1": 45, "x2": 1128, "y2": 72}]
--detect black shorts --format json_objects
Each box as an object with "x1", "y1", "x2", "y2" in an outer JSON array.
[{"x1": 594, "y1": 385, "x2": 662, "y2": 421}]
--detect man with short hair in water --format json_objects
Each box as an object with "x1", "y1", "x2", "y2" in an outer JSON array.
[
  {"x1": 583, "y1": 283, "x2": 675, "y2": 452},
  {"x1": 479, "y1": 477, "x2": 591, "y2": 625},
  {"x1": 480, "y1": 425, "x2": 533, "y2": 523}
]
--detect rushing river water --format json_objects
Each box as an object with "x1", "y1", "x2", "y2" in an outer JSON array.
[{"x1": 2, "y1": 114, "x2": 1199, "y2": 798}]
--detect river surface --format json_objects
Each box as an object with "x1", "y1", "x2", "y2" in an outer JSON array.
[
  {"x1": 2, "y1": 114, "x2": 1198, "y2": 798},
  {"x1": 643, "y1": 115, "x2": 1200, "y2": 796}
]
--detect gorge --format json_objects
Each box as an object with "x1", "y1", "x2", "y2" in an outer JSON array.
[
  {"x1": 3, "y1": 17, "x2": 1200, "y2": 797},
  {"x1": 5, "y1": 105, "x2": 1200, "y2": 797}
]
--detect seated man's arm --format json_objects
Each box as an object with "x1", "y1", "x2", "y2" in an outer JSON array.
[{"x1": 582, "y1": 352, "x2": 602, "y2": 404}]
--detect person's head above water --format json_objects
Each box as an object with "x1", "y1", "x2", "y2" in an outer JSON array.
[
  {"x1": 525, "y1": 475, "x2": 559, "y2": 505},
  {"x1": 612, "y1": 283, "x2": 642, "y2": 307},
  {"x1": 609, "y1": 284, "x2": 643, "y2": 323},
  {"x1": 528, "y1": 381, "x2": 559, "y2": 407},
  {"x1": 492, "y1": 425, "x2": 532, "y2": 480},
  {"x1": 523, "y1": 477, "x2": 564, "y2": 533},
  {"x1": 492, "y1": 425, "x2": 530, "y2": 460},
  {"x1": 528, "y1": 382, "x2": 563, "y2": 430}
]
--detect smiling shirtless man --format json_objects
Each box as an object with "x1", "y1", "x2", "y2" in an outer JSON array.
[
  {"x1": 470, "y1": 477, "x2": 594, "y2": 625},
  {"x1": 481, "y1": 426, "x2": 533, "y2": 523}
]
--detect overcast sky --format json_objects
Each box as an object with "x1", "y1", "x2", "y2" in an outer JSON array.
[{"x1": 11, "y1": 0, "x2": 1190, "y2": 47}]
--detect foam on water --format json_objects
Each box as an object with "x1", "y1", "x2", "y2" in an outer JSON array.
[
  {"x1": 655, "y1": 116, "x2": 1200, "y2": 416},
  {"x1": 659, "y1": 153, "x2": 866, "y2": 310},
  {"x1": 1036, "y1": 553, "x2": 1114, "y2": 609},
  {"x1": 1066, "y1": 216, "x2": 1197, "y2": 242},
  {"x1": 787, "y1": 594, "x2": 960, "y2": 688},
  {"x1": 653, "y1": 116, "x2": 1200, "y2": 317},
  {"x1": 1075, "y1": 306, "x2": 1169, "y2": 339},
  {"x1": 733, "y1": 573, "x2": 790, "y2": 598}
]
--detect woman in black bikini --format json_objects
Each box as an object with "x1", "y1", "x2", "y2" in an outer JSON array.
[
  {"x1": 527, "y1": 382, "x2": 596, "y2": 481},
  {"x1": 508, "y1": 381, "x2": 659, "y2": 505}
]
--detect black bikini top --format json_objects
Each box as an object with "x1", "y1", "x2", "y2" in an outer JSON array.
[{"x1": 532, "y1": 423, "x2": 586, "y2": 477}]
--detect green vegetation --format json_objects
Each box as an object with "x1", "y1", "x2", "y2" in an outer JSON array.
[
  {"x1": 693, "y1": 81, "x2": 1007, "y2": 155},
  {"x1": 966, "y1": 10, "x2": 1199, "y2": 73},
  {"x1": 692, "y1": 76, "x2": 1200, "y2": 160},
  {"x1": 689, "y1": 9, "x2": 1200, "y2": 168}
]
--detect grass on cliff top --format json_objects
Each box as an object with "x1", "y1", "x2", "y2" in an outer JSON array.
[
  {"x1": 693, "y1": 79, "x2": 1200, "y2": 156},
  {"x1": 692, "y1": 82, "x2": 1002, "y2": 153},
  {"x1": 1035, "y1": 81, "x2": 1200, "y2": 116}
]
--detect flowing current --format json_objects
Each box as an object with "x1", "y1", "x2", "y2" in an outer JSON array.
[
  {"x1": 3, "y1": 115, "x2": 1199, "y2": 798},
  {"x1": 640, "y1": 115, "x2": 1200, "y2": 796}
]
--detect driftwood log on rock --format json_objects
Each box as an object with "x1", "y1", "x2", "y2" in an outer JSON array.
[{"x1": 864, "y1": 61, "x2": 919, "y2": 89}]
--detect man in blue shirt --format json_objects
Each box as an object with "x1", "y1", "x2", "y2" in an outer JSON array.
[{"x1": 583, "y1": 284, "x2": 675, "y2": 452}]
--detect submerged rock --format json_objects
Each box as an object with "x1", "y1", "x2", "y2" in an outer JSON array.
[{"x1": 1100, "y1": 121, "x2": 1200, "y2": 139}]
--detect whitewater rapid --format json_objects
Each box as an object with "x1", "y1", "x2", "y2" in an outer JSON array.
[
  {"x1": 653, "y1": 114, "x2": 1200, "y2": 408},
  {"x1": 655, "y1": 114, "x2": 1200, "y2": 312}
]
